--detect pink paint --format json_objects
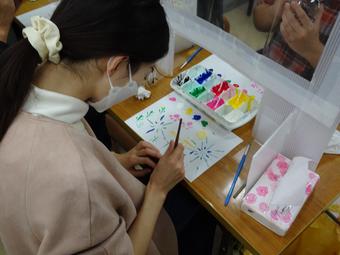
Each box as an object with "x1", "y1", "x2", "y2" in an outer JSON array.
[
  {"x1": 186, "y1": 122, "x2": 193, "y2": 128},
  {"x1": 270, "y1": 210, "x2": 279, "y2": 221},
  {"x1": 169, "y1": 97, "x2": 177, "y2": 102},
  {"x1": 267, "y1": 168, "x2": 280, "y2": 182},
  {"x1": 245, "y1": 193, "x2": 257, "y2": 204},
  {"x1": 276, "y1": 154, "x2": 286, "y2": 161},
  {"x1": 220, "y1": 87, "x2": 237, "y2": 101},
  {"x1": 256, "y1": 186, "x2": 269, "y2": 197},
  {"x1": 259, "y1": 202, "x2": 269, "y2": 213},
  {"x1": 206, "y1": 97, "x2": 224, "y2": 110},
  {"x1": 309, "y1": 172, "x2": 316, "y2": 179},
  {"x1": 305, "y1": 182, "x2": 313, "y2": 195},
  {"x1": 170, "y1": 114, "x2": 181, "y2": 121},
  {"x1": 277, "y1": 160, "x2": 289, "y2": 176},
  {"x1": 280, "y1": 211, "x2": 292, "y2": 223}
]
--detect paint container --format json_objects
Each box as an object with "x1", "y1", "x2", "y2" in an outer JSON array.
[
  {"x1": 197, "y1": 91, "x2": 214, "y2": 103},
  {"x1": 189, "y1": 86, "x2": 207, "y2": 98},
  {"x1": 181, "y1": 80, "x2": 197, "y2": 94},
  {"x1": 223, "y1": 109, "x2": 245, "y2": 123},
  {"x1": 186, "y1": 65, "x2": 207, "y2": 79},
  {"x1": 206, "y1": 97, "x2": 225, "y2": 111}
]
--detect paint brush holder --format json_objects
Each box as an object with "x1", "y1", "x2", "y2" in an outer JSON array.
[{"x1": 171, "y1": 65, "x2": 260, "y2": 130}]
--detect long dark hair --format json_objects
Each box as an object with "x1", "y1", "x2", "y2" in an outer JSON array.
[{"x1": 0, "y1": 0, "x2": 169, "y2": 142}]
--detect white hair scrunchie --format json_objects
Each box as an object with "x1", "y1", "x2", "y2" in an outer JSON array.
[{"x1": 22, "y1": 16, "x2": 63, "y2": 64}]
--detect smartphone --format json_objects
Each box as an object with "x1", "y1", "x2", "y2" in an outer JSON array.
[{"x1": 297, "y1": 0, "x2": 321, "y2": 20}]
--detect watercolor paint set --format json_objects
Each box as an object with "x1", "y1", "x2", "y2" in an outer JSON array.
[{"x1": 171, "y1": 64, "x2": 261, "y2": 130}]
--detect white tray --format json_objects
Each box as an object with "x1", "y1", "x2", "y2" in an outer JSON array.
[{"x1": 170, "y1": 64, "x2": 262, "y2": 131}]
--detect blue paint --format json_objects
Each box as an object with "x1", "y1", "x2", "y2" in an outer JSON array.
[
  {"x1": 192, "y1": 115, "x2": 202, "y2": 121},
  {"x1": 195, "y1": 69, "x2": 213, "y2": 84},
  {"x1": 146, "y1": 128, "x2": 155, "y2": 134}
]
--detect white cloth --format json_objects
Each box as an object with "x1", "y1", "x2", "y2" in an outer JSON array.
[
  {"x1": 23, "y1": 86, "x2": 89, "y2": 133},
  {"x1": 22, "y1": 16, "x2": 63, "y2": 64}
]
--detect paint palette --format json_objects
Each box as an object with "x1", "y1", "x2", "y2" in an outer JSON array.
[{"x1": 171, "y1": 65, "x2": 262, "y2": 130}]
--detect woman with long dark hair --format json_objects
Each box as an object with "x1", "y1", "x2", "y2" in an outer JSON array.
[{"x1": 0, "y1": 1, "x2": 185, "y2": 254}]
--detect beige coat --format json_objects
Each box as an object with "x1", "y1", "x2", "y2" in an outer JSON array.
[{"x1": 0, "y1": 112, "x2": 178, "y2": 255}]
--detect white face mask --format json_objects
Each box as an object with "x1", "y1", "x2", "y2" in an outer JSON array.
[{"x1": 89, "y1": 61, "x2": 138, "y2": 113}]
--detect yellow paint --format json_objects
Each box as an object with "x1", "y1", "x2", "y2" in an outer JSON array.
[
  {"x1": 196, "y1": 130, "x2": 207, "y2": 140},
  {"x1": 182, "y1": 139, "x2": 195, "y2": 149},
  {"x1": 247, "y1": 96, "x2": 255, "y2": 112},
  {"x1": 169, "y1": 130, "x2": 177, "y2": 137},
  {"x1": 185, "y1": 108, "x2": 193, "y2": 115},
  {"x1": 229, "y1": 89, "x2": 255, "y2": 112}
]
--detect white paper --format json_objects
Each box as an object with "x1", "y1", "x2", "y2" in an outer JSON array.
[
  {"x1": 270, "y1": 157, "x2": 311, "y2": 207},
  {"x1": 16, "y1": 1, "x2": 59, "y2": 27},
  {"x1": 125, "y1": 92, "x2": 242, "y2": 182}
]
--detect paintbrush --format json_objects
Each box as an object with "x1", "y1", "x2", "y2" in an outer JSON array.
[
  {"x1": 137, "y1": 118, "x2": 182, "y2": 171},
  {"x1": 174, "y1": 118, "x2": 183, "y2": 148},
  {"x1": 180, "y1": 47, "x2": 203, "y2": 70}
]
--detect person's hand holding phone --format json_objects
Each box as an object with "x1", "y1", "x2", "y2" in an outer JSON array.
[{"x1": 280, "y1": 1, "x2": 324, "y2": 67}]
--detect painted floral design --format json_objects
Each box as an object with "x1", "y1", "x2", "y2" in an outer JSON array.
[
  {"x1": 277, "y1": 160, "x2": 289, "y2": 176},
  {"x1": 267, "y1": 168, "x2": 280, "y2": 182},
  {"x1": 170, "y1": 114, "x2": 181, "y2": 121},
  {"x1": 256, "y1": 186, "x2": 269, "y2": 197},
  {"x1": 245, "y1": 193, "x2": 257, "y2": 204},
  {"x1": 270, "y1": 210, "x2": 279, "y2": 221},
  {"x1": 276, "y1": 154, "x2": 286, "y2": 161},
  {"x1": 309, "y1": 172, "x2": 317, "y2": 179},
  {"x1": 305, "y1": 182, "x2": 313, "y2": 195},
  {"x1": 259, "y1": 202, "x2": 269, "y2": 213},
  {"x1": 280, "y1": 211, "x2": 292, "y2": 223}
]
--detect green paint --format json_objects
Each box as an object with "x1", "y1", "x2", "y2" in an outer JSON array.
[
  {"x1": 136, "y1": 115, "x2": 144, "y2": 121},
  {"x1": 189, "y1": 86, "x2": 206, "y2": 98},
  {"x1": 227, "y1": 80, "x2": 231, "y2": 83},
  {"x1": 201, "y1": 120, "x2": 209, "y2": 127},
  {"x1": 146, "y1": 110, "x2": 154, "y2": 118},
  {"x1": 159, "y1": 106, "x2": 166, "y2": 113}
]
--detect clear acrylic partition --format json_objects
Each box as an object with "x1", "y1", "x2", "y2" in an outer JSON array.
[{"x1": 160, "y1": 0, "x2": 340, "y2": 179}]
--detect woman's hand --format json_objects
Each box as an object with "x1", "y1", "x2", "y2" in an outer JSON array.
[
  {"x1": 115, "y1": 141, "x2": 161, "y2": 177},
  {"x1": 148, "y1": 141, "x2": 185, "y2": 196}
]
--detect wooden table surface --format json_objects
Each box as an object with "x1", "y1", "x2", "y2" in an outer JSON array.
[
  {"x1": 16, "y1": 0, "x2": 56, "y2": 16},
  {"x1": 17, "y1": 2, "x2": 340, "y2": 254},
  {"x1": 110, "y1": 48, "x2": 340, "y2": 255}
]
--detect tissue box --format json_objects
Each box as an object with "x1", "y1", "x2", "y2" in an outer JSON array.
[{"x1": 241, "y1": 154, "x2": 320, "y2": 236}]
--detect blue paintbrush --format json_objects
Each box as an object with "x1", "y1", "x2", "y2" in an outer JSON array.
[
  {"x1": 224, "y1": 144, "x2": 251, "y2": 206},
  {"x1": 180, "y1": 47, "x2": 203, "y2": 70}
]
